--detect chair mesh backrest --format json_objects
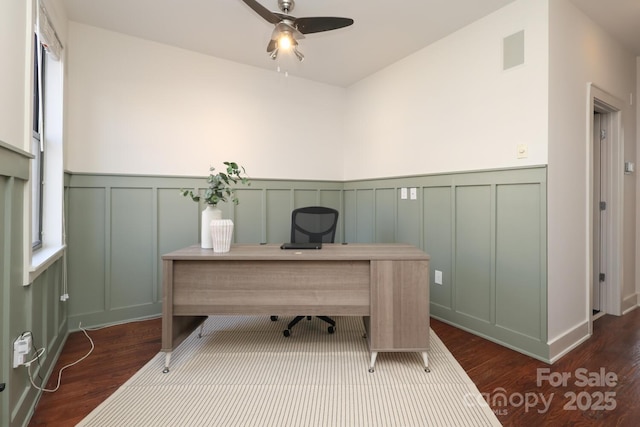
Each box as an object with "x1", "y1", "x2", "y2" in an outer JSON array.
[{"x1": 291, "y1": 206, "x2": 339, "y2": 244}]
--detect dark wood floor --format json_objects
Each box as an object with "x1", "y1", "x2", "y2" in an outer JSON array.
[{"x1": 29, "y1": 310, "x2": 640, "y2": 426}]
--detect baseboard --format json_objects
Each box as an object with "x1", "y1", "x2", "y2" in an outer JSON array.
[
  {"x1": 67, "y1": 314, "x2": 162, "y2": 333},
  {"x1": 548, "y1": 320, "x2": 590, "y2": 363},
  {"x1": 622, "y1": 294, "x2": 638, "y2": 314},
  {"x1": 67, "y1": 305, "x2": 163, "y2": 330},
  {"x1": 431, "y1": 315, "x2": 551, "y2": 363}
]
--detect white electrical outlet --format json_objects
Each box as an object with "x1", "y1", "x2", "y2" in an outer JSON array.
[
  {"x1": 517, "y1": 143, "x2": 528, "y2": 159},
  {"x1": 410, "y1": 188, "x2": 417, "y2": 200},
  {"x1": 435, "y1": 270, "x2": 443, "y2": 285},
  {"x1": 13, "y1": 333, "x2": 31, "y2": 368}
]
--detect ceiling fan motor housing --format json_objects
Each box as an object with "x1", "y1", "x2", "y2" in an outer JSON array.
[{"x1": 278, "y1": 0, "x2": 294, "y2": 14}]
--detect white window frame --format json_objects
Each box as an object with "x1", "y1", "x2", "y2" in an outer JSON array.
[{"x1": 28, "y1": 4, "x2": 65, "y2": 284}]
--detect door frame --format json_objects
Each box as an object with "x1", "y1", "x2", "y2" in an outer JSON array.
[
  {"x1": 587, "y1": 83, "x2": 624, "y2": 331},
  {"x1": 592, "y1": 111, "x2": 606, "y2": 315}
]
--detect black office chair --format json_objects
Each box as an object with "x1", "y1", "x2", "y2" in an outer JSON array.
[{"x1": 271, "y1": 206, "x2": 339, "y2": 337}]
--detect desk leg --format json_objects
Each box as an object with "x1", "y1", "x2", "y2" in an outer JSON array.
[
  {"x1": 368, "y1": 352, "x2": 378, "y2": 373},
  {"x1": 422, "y1": 352, "x2": 430, "y2": 373},
  {"x1": 162, "y1": 352, "x2": 172, "y2": 374}
]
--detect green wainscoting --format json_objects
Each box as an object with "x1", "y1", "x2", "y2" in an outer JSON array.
[
  {"x1": 65, "y1": 167, "x2": 548, "y2": 360},
  {"x1": 65, "y1": 175, "x2": 345, "y2": 328},
  {"x1": 0, "y1": 153, "x2": 553, "y2": 426},
  {"x1": 344, "y1": 167, "x2": 548, "y2": 359},
  {"x1": 1, "y1": 143, "x2": 68, "y2": 427}
]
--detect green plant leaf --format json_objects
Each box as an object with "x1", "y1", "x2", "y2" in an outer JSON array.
[{"x1": 181, "y1": 162, "x2": 250, "y2": 206}]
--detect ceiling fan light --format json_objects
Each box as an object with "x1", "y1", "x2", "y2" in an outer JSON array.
[
  {"x1": 293, "y1": 47, "x2": 304, "y2": 62},
  {"x1": 278, "y1": 32, "x2": 293, "y2": 50},
  {"x1": 270, "y1": 48, "x2": 279, "y2": 60}
]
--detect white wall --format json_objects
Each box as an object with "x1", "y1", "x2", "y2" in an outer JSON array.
[
  {"x1": 547, "y1": 0, "x2": 637, "y2": 348},
  {"x1": 65, "y1": 0, "x2": 550, "y2": 182},
  {"x1": 343, "y1": 0, "x2": 548, "y2": 180},
  {"x1": 65, "y1": 23, "x2": 347, "y2": 180},
  {"x1": 0, "y1": 0, "x2": 30, "y2": 149}
]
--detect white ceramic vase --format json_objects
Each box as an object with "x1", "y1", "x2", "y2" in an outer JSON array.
[
  {"x1": 210, "y1": 219, "x2": 234, "y2": 253},
  {"x1": 201, "y1": 205, "x2": 222, "y2": 249}
]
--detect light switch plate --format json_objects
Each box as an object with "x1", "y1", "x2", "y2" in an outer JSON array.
[
  {"x1": 410, "y1": 188, "x2": 417, "y2": 200},
  {"x1": 400, "y1": 188, "x2": 408, "y2": 200}
]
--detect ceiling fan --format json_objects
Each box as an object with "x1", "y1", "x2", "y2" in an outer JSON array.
[{"x1": 240, "y1": 0, "x2": 354, "y2": 62}]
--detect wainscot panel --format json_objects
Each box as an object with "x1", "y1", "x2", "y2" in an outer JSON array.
[
  {"x1": 495, "y1": 183, "x2": 544, "y2": 340},
  {"x1": 355, "y1": 189, "x2": 375, "y2": 243},
  {"x1": 266, "y1": 189, "x2": 293, "y2": 243},
  {"x1": 397, "y1": 187, "x2": 422, "y2": 248},
  {"x1": 455, "y1": 185, "x2": 492, "y2": 323},
  {"x1": 111, "y1": 188, "x2": 155, "y2": 309},
  {"x1": 375, "y1": 188, "x2": 396, "y2": 243},
  {"x1": 67, "y1": 187, "x2": 107, "y2": 319},
  {"x1": 424, "y1": 186, "x2": 453, "y2": 310}
]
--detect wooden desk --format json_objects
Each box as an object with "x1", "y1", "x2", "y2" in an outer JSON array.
[{"x1": 162, "y1": 243, "x2": 430, "y2": 373}]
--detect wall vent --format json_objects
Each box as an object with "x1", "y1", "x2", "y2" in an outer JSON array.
[{"x1": 503, "y1": 30, "x2": 525, "y2": 70}]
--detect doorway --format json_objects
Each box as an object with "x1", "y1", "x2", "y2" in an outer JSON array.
[{"x1": 588, "y1": 84, "x2": 624, "y2": 328}]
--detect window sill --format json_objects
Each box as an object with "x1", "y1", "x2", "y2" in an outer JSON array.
[{"x1": 29, "y1": 245, "x2": 66, "y2": 284}]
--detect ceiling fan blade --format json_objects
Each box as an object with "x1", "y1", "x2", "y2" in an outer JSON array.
[
  {"x1": 240, "y1": 0, "x2": 281, "y2": 24},
  {"x1": 294, "y1": 17, "x2": 354, "y2": 34}
]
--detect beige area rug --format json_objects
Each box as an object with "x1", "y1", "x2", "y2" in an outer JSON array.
[{"x1": 77, "y1": 316, "x2": 501, "y2": 426}]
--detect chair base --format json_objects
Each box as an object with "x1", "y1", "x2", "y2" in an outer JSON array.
[{"x1": 283, "y1": 315, "x2": 335, "y2": 337}]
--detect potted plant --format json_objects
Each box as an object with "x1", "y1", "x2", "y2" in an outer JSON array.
[
  {"x1": 181, "y1": 161, "x2": 250, "y2": 206},
  {"x1": 181, "y1": 162, "x2": 250, "y2": 250}
]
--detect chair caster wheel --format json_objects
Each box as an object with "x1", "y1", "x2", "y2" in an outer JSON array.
[
  {"x1": 270, "y1": 316, "x2": 278, "y2": 321},
  {"x1": 328, "y1": 326, "x2": 335, "y2": 334},
  {"x1": 425, "y1": 367, "x2": 431, "y2": 373},
  {"x1": 368, "y1": 368, "x2": 375, "y2": 373},
  {"x1": 283, "y1": 329, "x2": 291, "y2": 337}
]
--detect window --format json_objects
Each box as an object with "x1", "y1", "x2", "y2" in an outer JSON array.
[
  {"x1": 29, "y1": 2, "x2": 65, "y2": 282},
  {"x1": 32, "y1": 34, "x2": 46, "y2": 250}
]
